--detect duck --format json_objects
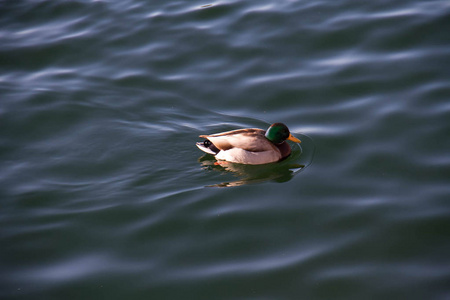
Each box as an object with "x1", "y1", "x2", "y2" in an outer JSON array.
[{"x1": 196, "y1": 123, "x2": 301, "y2": 165}]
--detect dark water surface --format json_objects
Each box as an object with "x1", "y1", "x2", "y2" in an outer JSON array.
[{"x1": 1, "y1": 0, "x2": 450, "y2": 299}]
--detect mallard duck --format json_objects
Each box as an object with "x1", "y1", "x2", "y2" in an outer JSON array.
[{"x1": 196, "y1": 123, "x2": 301, "y2": 165}]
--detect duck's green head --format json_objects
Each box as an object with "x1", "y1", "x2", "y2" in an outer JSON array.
[{"x1": 265, "y1": 123, "x2": 301, "y2": 144}]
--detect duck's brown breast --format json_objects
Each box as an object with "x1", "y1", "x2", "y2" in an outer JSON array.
[{"x1": 276, "y1": 141, "x2": 291, "y2": 160}]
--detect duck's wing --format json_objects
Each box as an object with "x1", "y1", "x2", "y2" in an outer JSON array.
[{"x1": 200, "y1": 128, "x2": 276, "y2": 152}]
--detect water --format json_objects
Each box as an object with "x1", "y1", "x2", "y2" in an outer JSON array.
[{"x1": 1, "y1": 0, "x2": 450, "y2": 299}]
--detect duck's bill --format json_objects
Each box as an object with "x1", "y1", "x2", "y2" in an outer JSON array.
[{"x1": 288, "y1": 134, "x2": 301, "y2": 143}]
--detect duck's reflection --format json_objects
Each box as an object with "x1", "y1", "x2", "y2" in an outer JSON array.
[{"x1": 198, "y1": 154, "x2": 304, "y2": 187}]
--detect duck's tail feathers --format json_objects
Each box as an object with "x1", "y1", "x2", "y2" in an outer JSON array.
[{"x1": 196, "y1": 141, "x2": 219, "y2": 155}]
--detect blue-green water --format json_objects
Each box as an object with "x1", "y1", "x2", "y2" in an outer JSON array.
[{"x1": 1, "y1": 0, "x2": 450, "y2": 299}]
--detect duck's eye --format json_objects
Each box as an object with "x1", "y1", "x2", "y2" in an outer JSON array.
[{"x1": 204, "y1": 140, "x2": 212, "y2": 147}]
